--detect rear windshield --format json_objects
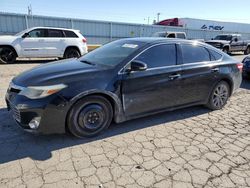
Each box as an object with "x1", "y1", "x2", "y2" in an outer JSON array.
[{"x1": 79, "y1": 40, "x2": 146, "y2": 67}]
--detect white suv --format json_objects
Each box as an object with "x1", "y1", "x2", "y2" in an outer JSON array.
[{"x1": 0, "y1": 27, "x2": 88, "y2": 64}]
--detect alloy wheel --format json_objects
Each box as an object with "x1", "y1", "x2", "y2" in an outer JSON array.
[
  {"x1": 212, "y1": 84, "x2": 229, "y2": 108},
  {"x1": 0, "y1": 48, "x2": 16, "y2": 63}
]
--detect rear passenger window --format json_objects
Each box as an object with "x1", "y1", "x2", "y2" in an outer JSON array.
[
  {"x1": 48, "y1": 29, "x2": 64, "y2": 37},
  {"x1": 64, "y1": 30, "x2": 78, "y2": 38},
  {"x1": 177, "y1": 33, "x2": 185, "y2": 39},
  {"x1": 135, "y1": 44, "x2": 176, "y2": 68},
  {"x1": 209, "y1": 49, "x2": 222, "y2": 61},
  {"x1": 181, "y1": 44, "x2": 210, "y2": 64}
]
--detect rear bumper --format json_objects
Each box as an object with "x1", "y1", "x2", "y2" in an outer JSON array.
[{"x1": 79, "y1": 45, "x2": 88, "y2": 56}]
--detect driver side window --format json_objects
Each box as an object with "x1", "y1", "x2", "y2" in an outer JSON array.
[
  {"x1": 135, "y1": 44, "x2": 176, "y2": 69},
  {"x1": 27, "y1": 29, "x2": 46, "y2": 38}
]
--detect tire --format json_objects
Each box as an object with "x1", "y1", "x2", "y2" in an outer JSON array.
[
  {"x1": 64, "y1": 47, "x2": 81, "y2": 59},
  {"x1": 0, "y1": 47, "x2": 17, "y2": 64},
  {"x1": 222, "y1": 47, "x2": 229, "y2": 54},
  {"x1": 206, "y1": 81, "x2": 230, "y2": 110},
  {"x1": 67, "y1": 95, "x2": 113, "y2": 138},
  {"x1": 244, "y1": 46, "x2": 250, "y2": 55}
]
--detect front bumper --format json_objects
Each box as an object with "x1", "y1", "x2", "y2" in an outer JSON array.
[{"x1": 5, "y1": 91, "x2": 68, "y2": 134}]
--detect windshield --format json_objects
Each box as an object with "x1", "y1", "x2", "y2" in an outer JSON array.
[
  {"x1": 152, "y1": 32, "x2": 166, "y2": 37},
  {"x1": 214, "y1": 35, "x2": 232, "y2": 41},
  {"x1": 15, "y1": 28, "x2": 31, "y2": 36},
  {"x1": 79, "y1": 40, "x2": 146, "y2": 67}
]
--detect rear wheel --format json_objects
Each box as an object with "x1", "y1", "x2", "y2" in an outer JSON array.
[
  {"x1": 0, "y1": 47, "x2": 17, "y2": 64},
  {"x1": 67, "y1": 96, "x2": 113, "y2": 138},
  {"x1": 244, "y1": 46, "x2": 250, "y2": 55},
  {"x1": 64, "y1": 47, "x2": 81, "y2": 59},
  {"x1": 207, "y1": 81, "x2": 230, "y2": 110}
]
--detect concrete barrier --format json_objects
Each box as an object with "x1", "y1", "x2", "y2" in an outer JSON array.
[{"x1": 87, "y1": 44, "x2": 102, "y2": 52}]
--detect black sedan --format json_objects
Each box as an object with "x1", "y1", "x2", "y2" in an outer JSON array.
[
  {"x1": 243, "y1": 56, "x2": 250, "y2": 78},
  {"x1": 5, "y1": 38, "x2": 242, "y2": 137}
]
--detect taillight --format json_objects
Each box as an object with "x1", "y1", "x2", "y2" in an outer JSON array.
[
  {"x1": 82, "y1": 37, "x2": 87, "y2": 43},
  {"x1": 237, "y1": 63, "x2": 243, "y2": 72}
]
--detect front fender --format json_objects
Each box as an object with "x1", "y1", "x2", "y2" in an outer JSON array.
[{"x1": 69, "y1": 89, "x2": 125, "y2": 123}]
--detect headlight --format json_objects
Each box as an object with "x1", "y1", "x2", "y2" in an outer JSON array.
[{"x1": 19, "y1": 84, "x2": 67, "y2": 99}]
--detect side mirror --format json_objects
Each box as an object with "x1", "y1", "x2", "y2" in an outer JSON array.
[
  {"x1": 234, "y1": 38, "x2": 238, "y2": 42},
  {"x1": 129, "y1": 60, "x2": 147, "y2": 72},
  {"x1": 22, "y1": 33, "x2": 29, "y2": 38},
  {"x1": 211, "y1": 38, "x2": 214, "y2": 40}
]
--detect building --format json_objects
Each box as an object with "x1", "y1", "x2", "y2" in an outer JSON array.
[{"x1": 155, "y1": 18, "x2": 250, "y2": 33}]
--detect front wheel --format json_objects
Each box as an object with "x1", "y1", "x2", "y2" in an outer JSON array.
[
  {"x1": 206, "y1": 81, "x2": 230, "y2": 110},
  {"x1": 0, "y1": 47, "x2": 17, "y2": 64},
  {"x1": 67, "y1": 96, "x2": 113, "y2": 138}
]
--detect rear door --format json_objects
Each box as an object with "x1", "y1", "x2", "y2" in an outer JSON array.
[
  {"x1": 19, "y1": 29, "x2": 47, "y2": 57},
  {"x1": 178, "y1": 43, "x2": 222, "y2": 105},
  {"x1": 45, "y1": 29, "x2": 65, "y2": 57},
  {"x1": 121, "y1": 43, "x2": 183, "y2": 117}
]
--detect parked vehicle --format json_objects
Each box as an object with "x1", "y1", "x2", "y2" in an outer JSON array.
[
  {"x1": 0, "y1": 27, "x2": 88, "y2": 64},
  {"x1": 152, "y1": 31, "x2": 186, "y2": 39},
  {"x1": 206, "y1": 34, "x2": 250, "y2": 54},
  {"x1": 6, "y1": 38, "x2": 242, "y2": 137},
  {"x1": 242, "y1": 56, "x2": 250, "y2": 78}
]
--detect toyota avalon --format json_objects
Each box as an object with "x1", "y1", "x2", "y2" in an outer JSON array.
[{"x1": 5, "y1": 38, "x2": 242, "y2": 137}]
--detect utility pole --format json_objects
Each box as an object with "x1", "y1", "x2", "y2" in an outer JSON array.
[
  {"x1": 28, "y1": 4, "x2": 33, "y2": 27},
  {"x1": 144, "y1": 17, "x2": 150, "y2": 25},
  {"x1": 28, "y1": 4, "x2": 32, "y2": 16},
  {"x1": 157, "y1": 13, "x2": 161, "y2": 22}
]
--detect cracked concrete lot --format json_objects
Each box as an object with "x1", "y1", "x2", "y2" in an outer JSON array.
[{"x1": 0, "y1": 56, "x2": 250, "y2": 188}]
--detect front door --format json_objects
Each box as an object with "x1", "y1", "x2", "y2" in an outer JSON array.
[
  {"x1": 19, "y1": 29, "x2": 47, "y2": 57},
  {"x1": 230, "y1": 36, "x2": 242, "y2": 51},
  {"x1": 121, "y1": 44, "x2": 182, "y2": 117}
]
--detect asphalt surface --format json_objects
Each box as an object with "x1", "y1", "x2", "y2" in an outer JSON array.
[{"x1": 0, "y1": 55, "x2": 250, "y2": 188}]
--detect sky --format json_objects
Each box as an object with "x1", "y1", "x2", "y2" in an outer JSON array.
[{"x1": 1, "y1": 0, "x2": 250, "y2": 24}]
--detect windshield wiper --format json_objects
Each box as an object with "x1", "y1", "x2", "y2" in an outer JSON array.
[{"x1": 80, "y1": 60, "x2": 96, "y2": 66}]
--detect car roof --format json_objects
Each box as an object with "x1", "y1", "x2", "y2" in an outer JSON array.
[
  {"x1": 155, "y1": 31, "x2": 186, "y2": 34},
  {"x1": 120, "y1": 37, "x2": 198, "y2": 45},
  {"x1": 217, "y1": 34, "x2": 241, "y2": 36},
  {"x1": 28, "y1": 26, "x2": 79, "y2": 32},
  {"x1": 119, "y1": 37, "x2": 223, "y2": 54}
]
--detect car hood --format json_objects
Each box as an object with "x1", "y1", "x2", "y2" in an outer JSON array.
[
  {"x1": 13, "y1": 58, "x2": 111, "y2": 87},
  {"x1": 206, "y1": 40, "x2": 230, "y2": 44},
  {"x1": 0, "y1": 35, "x2": 18, "y2": 44}
]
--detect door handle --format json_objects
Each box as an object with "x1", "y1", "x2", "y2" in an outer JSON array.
[
  {"x1": 211, "y1": 68, "x2": 219, "y2": 73},
  {"x1": 169, "y1": 74, "x2": 181, "y2": 80}
]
